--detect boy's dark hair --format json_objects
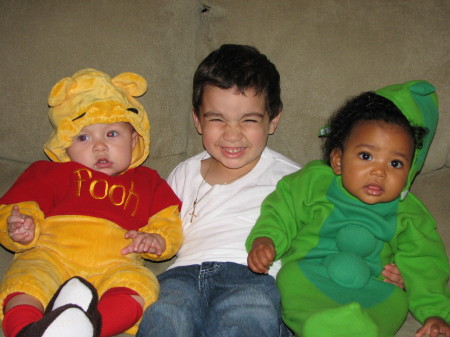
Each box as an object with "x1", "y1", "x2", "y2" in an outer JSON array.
[
  {"x1": 192, "y1": 44, "x2": 282, "y2": 120},
  {"x1": 322, "y1": 91, "x2": 427, "y2": 164}
]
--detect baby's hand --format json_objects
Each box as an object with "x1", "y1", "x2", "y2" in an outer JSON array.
[
  {"x1": 7, "y1": 205, "x2": 35, "y2": 244},
  {"x1": 121, "y1": 230, "x2": 166, "y2": 256},
  {"x1": 247, "y1": 237, "x2": 276, "y2": 274},
  {"x1": 415, "y1": 316, "x2": 450, "y2": 337},
  {"x1": 382, "y1": 263, "x2": 405, "y2": 289}
]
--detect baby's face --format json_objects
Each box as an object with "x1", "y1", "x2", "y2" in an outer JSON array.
[
  {"x1": 330, "y1": 120, "x2": 414, "y2": 204},
  {"x1": 66, "y1": 122, "x2": 138, "y2": 176}
]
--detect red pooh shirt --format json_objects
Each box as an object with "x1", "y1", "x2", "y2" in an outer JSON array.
[
  {"x1": 0, "y1": 161, "x2": 183, "y2": 334},
  {"x1": 1, "y1": 161, "x2": 180, "y2": 231}
]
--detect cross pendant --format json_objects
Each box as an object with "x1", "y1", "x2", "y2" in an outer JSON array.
[{"x1": 189, "y1": 201, "x2": 198, "y2": 223}]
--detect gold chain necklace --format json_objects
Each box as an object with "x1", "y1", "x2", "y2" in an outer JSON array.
[
  {"x1": 189, "y1": 163, "x2": 211, "y2": 223},
  {"x1": 188, "y1": 163, "x2": 249, "y2": 223}
]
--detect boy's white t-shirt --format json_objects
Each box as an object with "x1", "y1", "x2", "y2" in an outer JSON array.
[{"x1": 167, "y1": 147, "x2": 300, "y2": 276}]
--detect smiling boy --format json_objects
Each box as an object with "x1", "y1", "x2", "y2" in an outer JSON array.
[{"x1": 137, "y1": 44, "x2": 299, "y2": 337}]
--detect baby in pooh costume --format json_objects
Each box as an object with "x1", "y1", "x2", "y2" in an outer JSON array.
[{"x1": 0, "y1": 69, "x2": 183, "y2": 337}]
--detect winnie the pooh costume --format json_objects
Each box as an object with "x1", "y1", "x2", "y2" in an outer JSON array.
[{"x1": 0, "y1": 69, "x2": 183, "y2": 337}]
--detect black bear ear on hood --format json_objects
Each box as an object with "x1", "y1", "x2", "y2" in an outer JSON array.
[
  {"x1": 376, "y1": 80, "x2": 439, "y2": 200},
  {"x1": 44, "y1": 68, "x2": 150, "y2": 169}
]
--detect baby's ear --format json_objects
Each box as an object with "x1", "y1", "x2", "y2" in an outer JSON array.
[
  {"x1": 48, "y1": 77, "x2": 76, "y2": 107},
  {"x1": 330, "y1": 148, "x2": 343, "y2": 175},
  {"x1": 112, "y1": 72, "x2": 147, "y2": 97}
]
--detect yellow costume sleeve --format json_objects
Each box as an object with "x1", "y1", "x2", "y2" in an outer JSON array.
[
  {"x1": 138, "y1": 205, "x2": 183, "y2": 261},
  {"x1": 0, "y1": 201, "x2": 44, "y2": 252}
]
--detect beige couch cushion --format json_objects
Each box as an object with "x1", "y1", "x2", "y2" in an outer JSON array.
[{"x1": 0, "y1": 1, "x2": 448, "y2": 336}]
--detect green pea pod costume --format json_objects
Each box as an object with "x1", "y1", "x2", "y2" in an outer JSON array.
[{"x1": 246, "y1": 81, "x2": 450, "y2": 337}]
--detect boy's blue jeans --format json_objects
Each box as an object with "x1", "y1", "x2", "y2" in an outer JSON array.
[{"x1": 137, "y1": 262, "x2": 292, "y2": 337}]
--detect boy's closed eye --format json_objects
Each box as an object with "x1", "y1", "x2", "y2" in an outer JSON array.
[
  {"x1": 243, "y1": 118, "x2": 259, "y2": 123},
  {"x1": 204, "y1": 114, "x2": 225, "y2": 123},
  {"x1": 241, "y1": 113, "x2": 264, "y2": 123}
]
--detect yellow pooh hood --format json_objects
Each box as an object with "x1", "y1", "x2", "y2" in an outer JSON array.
[{"x1": 44, "y1": 68, "x2": 150, "y2": 169}]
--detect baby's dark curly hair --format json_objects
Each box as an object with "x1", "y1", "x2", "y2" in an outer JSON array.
[{"x1": 322, "y1": 91, "x2": 428, "y2": 165}]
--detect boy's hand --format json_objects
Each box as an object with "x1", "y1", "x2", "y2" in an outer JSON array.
[
  {"x1": 382, "y1": 263, "x2": 405, "y2": 289},
  {"x1": 7, "y1": 205, "x2": 35, "y2": 244},
  {"x1": 121, "y1": 230, "x2": 166, "y2": 256},
  {"x1": 415, "y1": 316, "x2": 450, "y2": 337},
  {"x1": 247, "y1": 237, "x2": 276, "y2": 274}
]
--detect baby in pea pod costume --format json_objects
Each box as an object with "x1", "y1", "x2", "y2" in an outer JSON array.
[{"x1": 246, "y1": 80, "x2": 450, "y2": 337}]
